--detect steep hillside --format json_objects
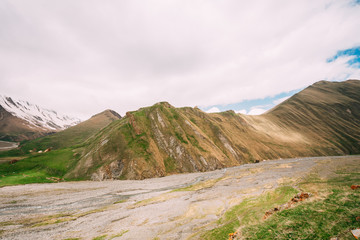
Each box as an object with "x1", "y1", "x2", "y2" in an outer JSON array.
[
  {"x1": 246, "y1": 80, "x2": 360, "y2": 155},
  {"x1": 66, "y1": 80, "x2": 360, "y2": 180},
  {"x1": 0, "y1": 105, "x2": 49, "y2": 141},
  {"x1": 0, "y1": 95, "x2": 80, "y2": 141},
  {"x1": 19, "y1": 109, "x2": 121, "y2": 152}
]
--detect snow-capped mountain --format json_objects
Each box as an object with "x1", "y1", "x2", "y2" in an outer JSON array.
[{"x1": 0, "y1": 95, "x2": 81, "y2": 131}]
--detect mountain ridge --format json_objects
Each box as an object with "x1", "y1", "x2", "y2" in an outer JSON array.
[
  {"x1": 18, "y1": 109, "x2": 122, "y2": 152},
  {"x1": 65, "y1": 80, "x2": 360, "y2": 180},
  {"x1": 0, "y1": 95, "x2": 81, "y2": 141},
  {"x1": 2, "y1": 80, "x2": 359, "y2": 182}
]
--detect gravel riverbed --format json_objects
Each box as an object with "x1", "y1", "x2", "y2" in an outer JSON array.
[{"x1": 0, "y1": 155, "x2": 358, "y2": 240}]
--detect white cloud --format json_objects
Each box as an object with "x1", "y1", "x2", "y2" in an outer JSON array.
[
  {"x1": 235, "y1": 109, "x2": 247, "y2": 114},
  {"x1": 273, "y1": 96, "x2": 290, "y2": 105},
  {"x1": 206, "y1": 107, "x2": 221, "y2": 113},
  {"x1": 248, "y1": 108, "x2": 267, "y2": 115},
  {"x1": 0, "y1": 0, "x2": 360, "y2": 118}
]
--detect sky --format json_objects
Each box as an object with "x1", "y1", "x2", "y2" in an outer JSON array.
[{"x1": 1, "y1": 0, "x2": 360, "y2": 119}]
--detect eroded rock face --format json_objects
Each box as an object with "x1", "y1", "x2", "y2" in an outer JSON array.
[
  {"x1": 126, "y1": 112, "x2": 141, "y2": 135},
  {"x1": 78, "y1": 103, "x2": 276, "y2": 180},
  {"x1": 91, "y1": 160, "x2": 124, "y2": 181},
  {"x1": 149, "y1": 110, "x2": 225, "y2": 173},
  {"x1": 218, "y1": 134, "x2": 239, "y2": 160}
]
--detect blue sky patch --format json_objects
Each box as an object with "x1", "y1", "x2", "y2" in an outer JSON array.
[
  {"x1": 348, "y1": 0, "x2": 360, "y2": 6},
  {"x1": 201, "y1": 88, "x2": 302, "y2": 115},
  {"x1": 202, "y1": 46, "x2": 360, "y2": 115},
  {"x1": 327, "y1": 46, "x2": 360, "y2": 68}
]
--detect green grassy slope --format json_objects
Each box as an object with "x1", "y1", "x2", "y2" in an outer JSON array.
[
  {"x1": 18, "y1": 109, "x2": 121, "y2": 153},
  {"x1": 0, "y1": 148, "x2": 81, "y2": 187},
  {"x1": 0, "y1": 109, "x2": 120, "y2": 186},
  {"x1": 202, "y1": 156, "x2": 360, "y2": 240}
]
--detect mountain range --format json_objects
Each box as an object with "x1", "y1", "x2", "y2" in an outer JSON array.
[
  {"x1": 0, "y1": 95, "x2": 80, "y2": 141},
  {"x1": 1, "y1": 80, "x2": 360, "y2": 181},
  {"x1": 20, "y1": 109, "x2": 121, "y2": 151},
  {"x1": 68, "y1": 80, "x2": 360, "y2": 180}
]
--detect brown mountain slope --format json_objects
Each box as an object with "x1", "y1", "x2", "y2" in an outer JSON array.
[
  {"x1": 20, "y1": 109, "x2": 121, "y2": 152},
  {"x1": 0, "y1": 96, "x2": 81, "y2": 142},
  {"x1": 66, "y1": 80, "x2": 360, "y2": 180},
  {"x1": 0, "y1": 105, "x2": 51, "y2": 141},
  {"x1": 249, "y1": 80, "x2": 360, "y2": 154}
]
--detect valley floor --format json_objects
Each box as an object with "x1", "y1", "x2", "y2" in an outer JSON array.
[{"x1": 0, "y1": 155, "x2": 359, "y2": 240}]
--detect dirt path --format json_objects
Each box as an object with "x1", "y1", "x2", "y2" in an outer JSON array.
[
  {"x1": 0, "y1": 155, "x2": 358, "y2": 240},
  {"x1": 0, "y1": 141, "x2": 18, "y2": 151}
]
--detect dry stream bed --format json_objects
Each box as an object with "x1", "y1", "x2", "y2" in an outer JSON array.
[{"x1": 0, "y1": 155, "x2": 359, "y2": 240}]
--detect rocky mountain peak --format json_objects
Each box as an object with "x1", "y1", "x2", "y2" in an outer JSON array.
[{"x1": 0, "y1": 95, "x2": 81, "y2": 131}]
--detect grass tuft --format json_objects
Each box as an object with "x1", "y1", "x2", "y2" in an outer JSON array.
[
  {"x1": 202, "y1": 186, "x2": 298, "y2": 240},
  {"x1": 108, "y1": 230, "x2": 129, "y2": 239},
  {"x1": 92, "y1": 235, "x2": 107, "y2": 240},
  {"x1": 164, "y1": 157, "x2": 176, "y2": 172}
]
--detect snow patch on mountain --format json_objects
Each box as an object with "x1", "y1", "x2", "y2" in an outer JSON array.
[{"x1": 0, "y1": 95, "x2": 81, "y2": 131}]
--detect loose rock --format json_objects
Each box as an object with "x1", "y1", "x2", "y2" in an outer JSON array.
[{"x1": 263, "y1": 192, "x2": 311, "y2": 219}]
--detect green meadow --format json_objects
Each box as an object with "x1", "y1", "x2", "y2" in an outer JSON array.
[{"x1": 0, "y1": 148, "x2": 81, "y2": 187}]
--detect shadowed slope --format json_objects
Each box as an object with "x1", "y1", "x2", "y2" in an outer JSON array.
[{"x1": 263, "y1": 80, "x2": 360, "y2": 154}]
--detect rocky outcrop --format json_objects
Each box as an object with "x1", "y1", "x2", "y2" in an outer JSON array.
[
  {"x1": 126, "y1": 112, "x2": 141, "y2": 135},
  {"x1": 91, "y1": 160, "x2": 124, "y2": 181}
]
